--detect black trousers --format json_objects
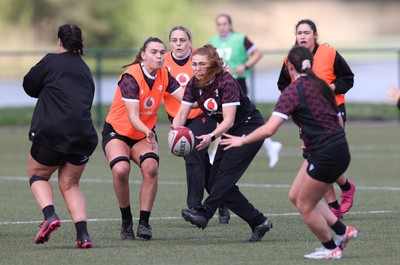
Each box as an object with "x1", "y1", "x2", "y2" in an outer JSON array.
[
  {"x1": 173, "y1": 113, "x2": 217, "y2": 209},
  {"x1": 236, "y1": 77, "x2": 248, "y2": 95},
  {"x1": 203, "y1": 112, "x2": 266, "y2": 229}
]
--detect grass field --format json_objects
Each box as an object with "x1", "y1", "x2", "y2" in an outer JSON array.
[{"x1": 1, "y1": 122, "x2": 399, "y2": 265}]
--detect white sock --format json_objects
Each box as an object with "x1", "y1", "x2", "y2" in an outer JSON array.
[{"x1": 264, "y1": 137, "x2": 273, "y2": 151}]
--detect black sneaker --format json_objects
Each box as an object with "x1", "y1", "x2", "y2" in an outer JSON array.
[
  {"x1": 76, "y1": 233, "x2": 93, "y2": 248},
  {"x1": 120, "y1": 221, "x2": 135, "y2": 240},
  {"x1": 181, "y1": 208, "x2": 208, "y2": 229},
  {"x1": 137, "y1": 222, "x2": 152, "y2": 240},
  {"x1": 248, "y1": 218, "x2": 273, "y2": 242},
  {"x1": 34, "y1": 214, "x2": 61, "y2": 244},
  {"x1": 218, "y1": 206, "x2": 230, "y2": 224}
]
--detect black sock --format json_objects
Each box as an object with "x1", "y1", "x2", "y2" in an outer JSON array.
[
  {"x1": 322, "y1": 238, "x2": 338, "y2": 250},
  {"x1": 328, "y1": 201, "x2": 340, "y2": 210},
  {"x1": 75, "y1": 221, "x2": 89, "y2": 238},
  {"x1": 139, "y1": 211, "x2": 151, "y2": 225},
  {"x1": 330, "y1": 219, "x2": 346, "y2": 236},
  {"x1": 120, "y1": 206, "x2": 133, "y2": 223},
  {"x1": 42, "y1": 205, "x2": 55, "y2": 219},
  {"x1": 340, "y1": 180, "x2": 351, "y2": 191}
]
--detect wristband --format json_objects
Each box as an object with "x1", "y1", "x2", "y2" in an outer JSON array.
[
  {"x1": 208, "y1": 133, "x2": 216, "y2": 142},
  {"x1": 245, "y1": 64, "x2": 250, "y2": 70}
]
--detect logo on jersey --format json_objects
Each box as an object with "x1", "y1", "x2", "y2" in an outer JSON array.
[
  {"x1": 144, "y1": 97, "x2": 155, "y2": 109},
  {"x1": 80, "y1": 156, "x2": 89, "y2": 163},
  {"x1": 176, "y1": 73, "x2": 190, "y2": 87},
  {"x1": 204, "y1": 98, "x2": 218, "y2": 112}
]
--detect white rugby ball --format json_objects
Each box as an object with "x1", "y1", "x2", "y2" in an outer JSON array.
[{"x1": 168, "y1": 127, "x2": 195, "y2": 157}]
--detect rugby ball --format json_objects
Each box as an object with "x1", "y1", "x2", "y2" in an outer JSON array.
[{"x1": 168, "y1": 127, "x2": 195, "y2": 157}]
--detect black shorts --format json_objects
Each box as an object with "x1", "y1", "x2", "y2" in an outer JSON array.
[
  {"x1": 306, "y1": 142, "x2": 351, "y2": 184},
  {"x1": 101, "y1": 122, "x2": 157, "y2": 152},
  {"x1": 30, "y1": 142, "x2": 90, "y2": 166}
]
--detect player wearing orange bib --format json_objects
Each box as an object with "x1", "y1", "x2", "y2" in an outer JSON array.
[
  {"x1": 102, "y1": 37, "x2": 183, "y2": 240},
  {"x1": 277, "y1": 19, "x2": 356, "y2": 219}
]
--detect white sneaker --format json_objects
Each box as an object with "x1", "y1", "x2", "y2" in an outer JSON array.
[
  {"x1": 267, "y1": 141, "x2": 282, "y2": 168},
  {"x1": 335, "y1": 226, "x2": 358, "y2": 249},
  {"x1": 304, "y1": 247, "x2": 342, "y2": 259}
]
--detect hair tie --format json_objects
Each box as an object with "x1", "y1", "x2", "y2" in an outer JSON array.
[{"x1": 302, "y1": 59, "x2": 311, "y2": 70}]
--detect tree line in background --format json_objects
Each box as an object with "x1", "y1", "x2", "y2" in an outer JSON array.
[{"x1": 0, "y1": 0, "x2": 213, "y2": 49}]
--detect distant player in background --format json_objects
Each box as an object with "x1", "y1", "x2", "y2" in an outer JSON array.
[
  {"x1": 209, "y1": 13, "x2": 282, "y2": 168},
  {"x1": 102, "y1": 37, "x2": 184, "y2": 241},
  {"x1": 163, "y1": 26, "x2": 230, "y2": 224},
  {"x1": 23, "y1": 24, "x2": 98, "y2": 248},
  {"x1": 385, "y1": 83, "x2": 400, "y2": 110},
  {"x1": 277, "y1": 19, "x2": 356, "y2": 219}
]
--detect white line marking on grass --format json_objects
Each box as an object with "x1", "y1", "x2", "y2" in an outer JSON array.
[
  {"x1": 0, "y1": 210, "x2": 397, "y2": 226},
  {"x1": 1, "y1": 176, "x2": 400, "y2": 191}
]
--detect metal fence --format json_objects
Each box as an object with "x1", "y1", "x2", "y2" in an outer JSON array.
[{"x1": 1, "y1": 48, "x2": 399, "y2": 123}]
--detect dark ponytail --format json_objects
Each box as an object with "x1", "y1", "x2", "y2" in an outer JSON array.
[
  {"x1": 122, "y1": 37, "x2": 165, "y2": 68},
  {"x1": 58, "y1": 24, "x2": 84, "y2": 55},
  {"x1": 288, "y1": 46, "x2": 336, "y2": 107}
]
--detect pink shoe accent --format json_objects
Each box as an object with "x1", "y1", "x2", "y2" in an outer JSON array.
[
  {"x1": 76, "y1": 235, "x2": 93, "y2": 248},
  {"x1": 34, "y1": 218, "x2": 61, "y2": 244},
  {"x1": 76, "y1": 240, "x2": 93, "y2": 249},
  {"x1": 340, "y1": 181, "x2": 356, "y2": 214},
  {"x1": 330, "y1": 206, "x2": 343, "y2": 219},
  {"x1": 336, "y1": 226, "x2": 358, "y2": 249}
]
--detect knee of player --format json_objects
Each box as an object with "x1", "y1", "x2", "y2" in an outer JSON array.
[
  {"x1": 58, "y1": 178, "x2": 79, "y2": 192},
  {"x1": 139, "y1": 152, "x2": 159, "y2": 175},
  {"x1": 110, "y1": 156, "x2": 131, "y2": 179},
  {"x1": 29, "y1": 175, "x2": 50, "y2": 187},
  {"x1": 288, "y1": 191, "x2": 298, "y2": 206},
  {"x1": 295, "y1": 200, "x2": 313, "y2": 216}
]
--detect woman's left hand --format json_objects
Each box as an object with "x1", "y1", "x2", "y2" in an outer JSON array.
[
  {"x1": 146, "y1": 131, "x2": 156, "y2": 150},
  {"x1": 220, "y1": 133, "x2": 244, "y2": 150}
]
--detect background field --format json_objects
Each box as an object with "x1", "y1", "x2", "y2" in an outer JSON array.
[{"x1": 1, "y1": 121, "x2": 399, "y2": 265}]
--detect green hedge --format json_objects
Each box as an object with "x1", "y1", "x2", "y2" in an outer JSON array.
[{"x1": 1, "y1": 103, "x2": 398, "y2": 127}]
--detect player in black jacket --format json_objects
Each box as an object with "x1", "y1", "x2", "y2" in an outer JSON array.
[{"x1": 23, "y1": 24, "x2": 98, "y2": 248}]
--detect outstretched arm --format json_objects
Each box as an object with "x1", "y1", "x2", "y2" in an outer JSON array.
[
  {"x1": 172, "y1": 101, "x2": 192, "y2": 128},
  {"x1": 125, "y1": 101, "x2": 156, "y2": 150},
  {"x1": 221, "y1": 115, "x2": 285, "y2": 149}
]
